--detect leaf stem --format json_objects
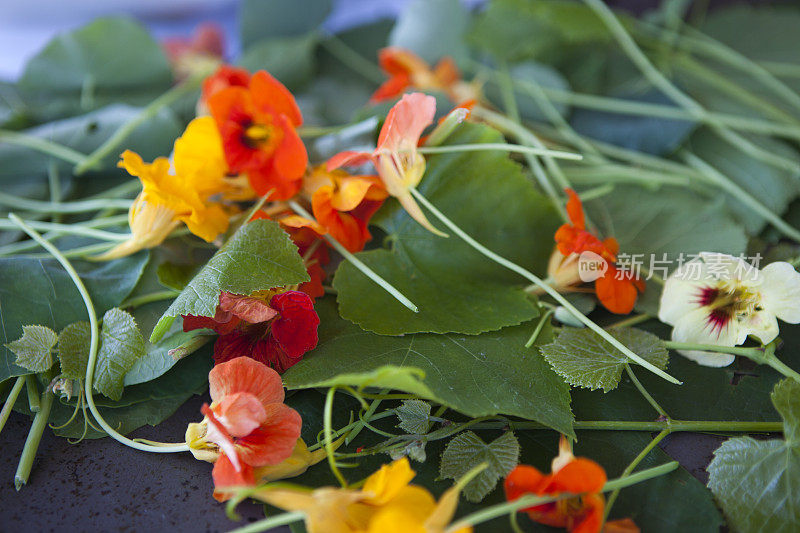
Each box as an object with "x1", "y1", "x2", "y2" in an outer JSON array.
[
  {"x1": 417, "y1": 143, "x2": 581, "y2": 160},
  {"x1": 319, "y1": 34, "x2": 384, "y2": 84},
  {"x1": 0, "y1": 129, "x2": 88, "y2": 165},
  {"x1": 602, "y1": 429, "x2": 671, "y2": 522},
  {"x1": 0, "y1": 376, "x2": 26, "y2": 435},
  {"x1": 667, "y1": 340, "x2": 800, "y2": 383},
  {"x1": 467, "y1": 419, "x2": 782, "y2": 433},
  {"x1": 608, "y1": 313, "x2": 652, "y2": 329},
  {"x1": 8, "y1": 214, "x2": 189, "y2": 453},
  {"x1": 0, "y1": 218, "x2": 130, "y2": 242},
  {"x1": 287, "y1": 200, "x2": 418, "y2": 313},
  {"x1": 625, "y1": 364, "x2": 669, "y2": 418},
  {"x1": 324, "y1": 387, "x2": 348, "y2": 488},
  {"x1": 74, "y1": 71, "x2": 207, "y2": 175},
  {"x1": 0, "y1": 192, "x2": 133, "y2": 214},
  {"x1": 120, "y1": 290, "x2": 180, "y2": 309},
  {"x1": 446, "y1": 461, "x2": 679, "y2": 531},
  {"x1": 525, "y1": 309, "x2": 554, "y2": 348},
  {"x1": 25, "y1": 375, "x2": 40, "y2": 413},
  {"x1": 408, "y1": 188, "x2": 681, "y2": 384},
  {"x1": 14, "y1": 385, "x2": 54, "y2": 490}
]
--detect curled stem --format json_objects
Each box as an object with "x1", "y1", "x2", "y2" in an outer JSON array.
[
  {"x1": 8, "y1": 214, "x2": 188, "y2": 453},
  {"x1": 324, "y1": 387, "x2": 349, "y2": 488},
  {"x1": 408, "y1": 188, "x2": 681, "y2": 384}
]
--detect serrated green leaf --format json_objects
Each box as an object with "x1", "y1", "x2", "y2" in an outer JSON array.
[
  {"x1": 439, "y1": 431, "x2": 520, "y2": 503},
  {"x1": 283, "y1": 298, "x2": 574, "y2": 436},
  {"x1": 57, "y1": 322, "x2": 91, "y2": 380},
  {"x1": 708, "y1": 380, "x2": 800, "y2": 533},
  {"x1": 17, "y1": 17, "x2": 172, "y2": 121},
  {"x1": 0, "y1": 253, "x2": 148, "y2": 383},
  {"x1": 333, "y1": 122, "x2": 558, "y2": 335},
  {"x1": 152, "y1": 220, "x2": 309, "y2": 341},
  {"x1": 5, "y1": 325, "x2": 57, "y2": 373},
  {"x1": 540, "y1": 327, "x2": 668, "y2": 392},
  {"x1": 94, "y1": 308, "x2": 145, "y2": 401},
  {"x1": 396, "y1": 400, "x2": 432, "y2": 434}
]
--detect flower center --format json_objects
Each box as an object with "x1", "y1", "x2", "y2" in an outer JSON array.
[
  {"x1": 242, "y1": 121, "x2": 282, "y2": 152},
  {"x1": 696, "y1": 283, "x2": 762, "y2": 333}
]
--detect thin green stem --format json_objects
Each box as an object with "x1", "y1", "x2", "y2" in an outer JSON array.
[
  {"x1": 447, "y1": 462, "x2": 679, "y2": 531},
  {"x1": 74, "y1": 72, "x2": 208, "y2": 175},
  {"x1": 14, "y1": 386, "x2": 54, "y2": 490},
  {"x1": 346, "y1": 391, "x2": 387, "y2": 445},
  {"x1": 468, "y1": 419, "x2": 782, "y2": 433},
  {"x1": 25, "y1": 375, "x2": 40, "y2": 413},
  {"x1": 0, "y1": 219, "x2": 130, "y2": 242},
  {"x1": 603, "y1": 429, "x2": 671, "y2": 522},
  {"x1": 0, "y1": 376, "x2": 26, "y2": 435},
  {"x1": 0, "y1": 129, "x2": 88, "y2": 165},
  {"x1": 324, "y1": 387, "x2": 348, "y2": 487},
  {"x1": 625, "y1": 364, "x2": 669, "y2": 418},
  {"x1": 681, "y1": 150, "x2": 800, "y2": 242},
  {"x1": 288, "y1": 200, "x2": 418, "y2": 313},
  {"x1": 0, "y1": 192, "x2": 133, "y2": 214},
  {"x1": 473, "y1": 106, "x2": 569, "y2": 223},
  {"x1": 120, "y1": 290, "x2": 179, "y2": 309},
  {"x1": 8, "y1": 214, "x2": 189, "y2": 453},
  {"x1": 227, "y1": 511, "x2": 306, "y2": 533},
  {"x1": 582, "y1": 0, "x2": 799, "y2": 175},
  {"x1": 409, "y1": 188, "x2": 681, "y2": 384},
  {"x1": 417, "y1": 143, "x2": 581, "y2": 160},
  {"x1": 525, "y1": 309, "x2": 554, "y2": 348}
]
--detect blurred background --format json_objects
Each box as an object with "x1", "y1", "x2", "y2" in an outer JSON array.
[{"x1": 0, "y1": 0, "x2": 783, "y2": 80}]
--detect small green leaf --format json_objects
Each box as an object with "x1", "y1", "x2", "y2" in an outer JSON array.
[
  {"x1": 57, "y1": 322, "x2": 91, "y2": 380},
  {"x1": 152, "y1": 220, "x2": 309, "y2": 342},
  {"x1": 439, "y1": 431, "x2": 520, "y2": 503},
  {"x1": 540, "y1": 327, "x2": 669, "y2": 392},
  {"x1": 395, "y1": 400, "x2": 432, "y2": 434},
  {"x1": 5, "y1": 325, "x2": 57, "y2": 373},
  {"x1": 94, "y1": 308, "x2": 146, "y2": 401},
  {"x1": 708, "y1": 379, "x2": 800, "y2": 533}
]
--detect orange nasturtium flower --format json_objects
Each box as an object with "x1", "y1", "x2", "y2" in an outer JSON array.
[
  {"x1": 303, "y1": 164, "x2": 388, "y2": 253},
  {"x1": 549, "y1": 189, "x2": 644, "y2": 314},
  {"x1": 504, "y1": 437, "x2": 638, "y2": 533},
  {"x1": 209, "y1": 69, "x2": 308, "y2": 200},
  {"x1": 328, "y1": 92, "x2": 446, "y2": 236},
  {"x1": 185, "y1": 357, "x2": 303, "y2": 500},
  {"x1": 371, "y1": 47, "x2": 481, "y2": 106},
  {"x1": 197, "y1": 64, "x2": 251, "y2": 115},
  {"x1": 95, "y1": 150, "x2": 229, "y2": 260},
  {"x1": 248, "y1": 457, "x2": 472, "y2": 533}
]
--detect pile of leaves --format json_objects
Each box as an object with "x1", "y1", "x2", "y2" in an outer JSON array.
[{"x1": 3, "y1": 0, "x2": 800, "y2": 531}]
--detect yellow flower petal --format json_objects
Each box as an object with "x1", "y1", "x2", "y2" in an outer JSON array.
[{"x1": 362, "y1": 457, "x2": 416, "y2": 505}]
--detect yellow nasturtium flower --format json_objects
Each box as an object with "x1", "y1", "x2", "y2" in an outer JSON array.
[
  {"x1": 248, "y1": 458, "x2": 472, "y2": 533},
  {"x1": 95, "y1": 150, "x2": 229, "y2": 260}
]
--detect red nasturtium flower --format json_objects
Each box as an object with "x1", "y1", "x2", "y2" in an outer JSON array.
[
  {"x1": 182, "y1": 289, "x2": 320, "y2": 373},
  {"x1": 504, "y1": 436, "x2": 638, "y2": 533},
  {"x1": 185, "y1": 357, "x2": 302, "y2": 500},
  {"x1": 198, "y1": 64, "x2": 251, "y2": 113},
  {"x1": 328, "y1": 92, "x2": 445, "y2": 236},
  {"x1": 208, "y1": 69, "x2": 308, "y2": 199},
  {"x1": 371, "y1": 47, "x2": 481, "y2": 105},
  {"x1": 550, "y1": 189, "x2": 644, "y2": 314},
  {"x1": 304, "y1": 164, "x2": 388, "y2": 253}
]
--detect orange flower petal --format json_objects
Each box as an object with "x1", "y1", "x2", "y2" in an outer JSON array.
[
  {"x1": 564, "y1": 188, "x2": 585, "y2": 230},
  {"x1": 547, "y1": 458, "x2": 607, "y2": 494},
  {"x1": 327, "y1": 150, "x2": 372, "y2": 171},
  {"x1": 272, "y1": 115, "x2": 308, "y2": 185},
  {"x1": 572, "y1": 493, "x2": 605, "y2": 533},
  {"x1": 235, "y1": 403, "x2": 302, "y2": 467},
  {"x1": 212, "y1": 453, "x2": 256, "y2": 502},
  {"x1": 595, "y1": 269, "x2": 639, "y2": 315},
  {"x1": 249, "y1": 70, "x2": 303, "y2": 127},
  {"x1": 208, "y1": 357, "x2": 285, "y2": 407},
  {"x1": 214, "y1": 391, "x2": 268, "y2": 437},
  {"x1": 504, "y1": 465, "x2": 549, "y2": 501}
]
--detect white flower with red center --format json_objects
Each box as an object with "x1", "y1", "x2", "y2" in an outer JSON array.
[{"x1": 658, "y1": 252, "x2": 800, "y2": 367}]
